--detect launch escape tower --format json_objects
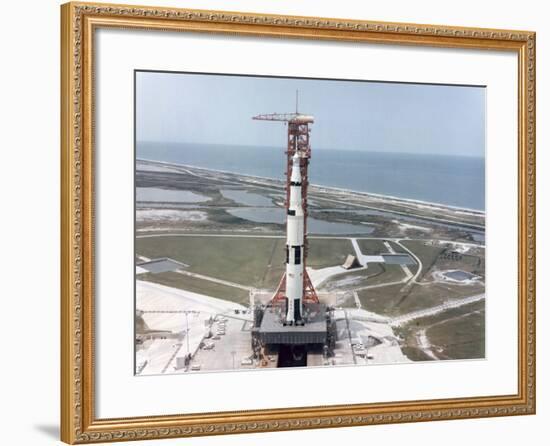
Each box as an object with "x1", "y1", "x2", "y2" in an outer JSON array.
[{"x1": 251, "y1": 95, "x2": 330, "y2": 366}]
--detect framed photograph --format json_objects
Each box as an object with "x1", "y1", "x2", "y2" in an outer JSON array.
[{"x1": 60, "y1": 2, "x2": 536, "y2": 443}]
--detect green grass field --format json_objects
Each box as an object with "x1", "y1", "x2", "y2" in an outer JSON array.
[
  {"x1": 136, "y1": 235, "x2": 483, "y2": 330},
  {"x1": 357, "y1": 283, "x2": 407, "y2": 315},
  {"x1": 364, "y1": 264, "x2": 405, "y2": 286},
  {"x1": 358, "y1": 279, "x2": 485, "y2": 316},
  {"x1": 395, "y1": 300, "x2": 485, "y2": 360},
  {"x1": 139, "y1": 271, "x2": 250, "y2": 304},
  {"x1": 426, "y1": 309, "x2": 485, "y2": 359},
  {"x1": 400, "y1": 240, "x2": 445, "y2": 281},
  {"x1": 136, "y1": 235, "x2": 354, "y2": 291},
  {"x1": 307, "y1": 238, "x2": 354, "y2": 269},
  {"x1": 357, "y1": 239, "x2": 389, "y2": 255},
  {"x1": 136, "y1": 236, "x2": 282, "y2": 288},
  {"x1": 387, "y1": 241, "x2": 408, "y2": 254}
]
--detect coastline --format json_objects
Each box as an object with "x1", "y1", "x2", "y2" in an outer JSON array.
[{"x1": 137, "y1": 157, "x2": 486, "y2": 216}]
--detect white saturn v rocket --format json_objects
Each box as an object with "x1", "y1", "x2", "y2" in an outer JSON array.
[{"x1": 285, "y1": 152, "x2": 305, "y2": 325}]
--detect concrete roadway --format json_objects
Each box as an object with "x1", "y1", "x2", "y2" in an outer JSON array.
[{"x1": 389, "y1": 293, "x2": 485, "y2": 327}]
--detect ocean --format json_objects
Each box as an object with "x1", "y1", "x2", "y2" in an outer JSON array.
[{"x1": 137, "y1": 142, "x2": 485, "y2": 211}]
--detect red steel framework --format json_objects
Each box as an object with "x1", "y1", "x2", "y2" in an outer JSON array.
[{"x1": 252, "y1": 112, "x2": 320, "y2": 304}]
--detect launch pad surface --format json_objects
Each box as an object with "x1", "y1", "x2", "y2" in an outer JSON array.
[{"x1": 256, "y1": 303, "x2": 328, "y2": 345}]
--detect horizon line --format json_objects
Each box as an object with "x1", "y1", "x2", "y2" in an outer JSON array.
[{"x1": 136, "y1": 140, "x2": 485, "y2": 159}]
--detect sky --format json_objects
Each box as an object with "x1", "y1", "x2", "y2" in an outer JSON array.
[{"x1": 136, "y1": 71, "x2": 486, "y2": 157}]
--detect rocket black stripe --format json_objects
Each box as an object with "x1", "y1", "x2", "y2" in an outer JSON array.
[{"x1": 294, "y1": 246, "x2": 301, "y2": 264}]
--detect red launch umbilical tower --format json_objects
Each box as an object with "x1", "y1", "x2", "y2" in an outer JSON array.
[{"x1": 252, "y1": 103, "x2": 320, "y2": 306}]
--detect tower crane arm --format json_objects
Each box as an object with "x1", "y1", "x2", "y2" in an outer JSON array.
[{"x1": 252, "y1": 113, "x2": 314, "y2": 123}]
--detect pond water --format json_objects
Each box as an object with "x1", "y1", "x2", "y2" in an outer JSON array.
[
  {"x1": 220, "y1": 189, "x2": 274, "y2": 206},
  {"x1": 136, "y1": 187, "x2": 210, "y2": 203},
  {"x1": 227, "y1": 207, "x2": 373, "y2": 234},
  {"x1": 137, "y1": 258, "x2": 188, "y2": 273},
  {"x1": 472, "y1": 233, "x2": 485, "y2": 243},
  {"x1": 382, "y1": 254, "x2": 415, "y2": 265},
  {"x1": 443, "y1": 270, "x2": 477, "y2": 281}
]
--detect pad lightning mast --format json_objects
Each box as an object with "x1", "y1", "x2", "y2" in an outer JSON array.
[{"x1": 252, "y1": 92, "x2": 319, "y2": 325}]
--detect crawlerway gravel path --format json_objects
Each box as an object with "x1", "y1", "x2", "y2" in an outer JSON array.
[{"x1": 389, "y1": 293, "x2": 485, "y2": 327}]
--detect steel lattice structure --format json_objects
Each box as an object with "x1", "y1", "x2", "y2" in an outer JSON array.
[{"x1": 252, "y1": 111, "x2": 320, "y2": 306}]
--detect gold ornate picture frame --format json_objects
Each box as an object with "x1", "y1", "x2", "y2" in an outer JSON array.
[{"x1": 60, "y1": 2, "x2": 536, "y2": 444}]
